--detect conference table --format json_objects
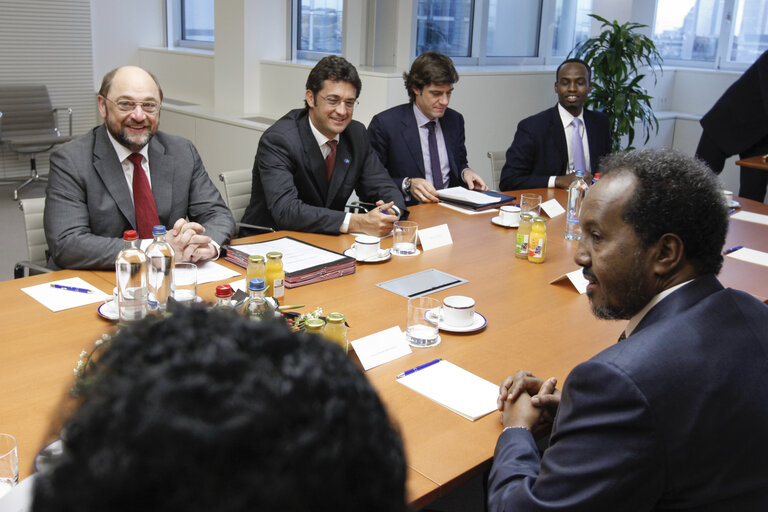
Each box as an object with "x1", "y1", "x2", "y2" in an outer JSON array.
[
  {"x1": 735, "y1": 155, "x2": 768, "y2": 171},
  {"x1": 2, "y1": 188, "x2": 767, "y2": 509}
]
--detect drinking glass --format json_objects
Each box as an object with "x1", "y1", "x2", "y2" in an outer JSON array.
[
  {"x1": 406, "y1": 296, "x2": 441, "y2": 347},
  {"x1": 392, "y1": 221, "x2": 419, "y2": 256},
  {"x1": 0, "y1": 434, "x2": 18, "y2": 498},
  {"x1": 520, "y1": 193, "x2": 542, "y2": 217},
  {"x1": 172, "y1": 263, "x2": 198, "y2": 305}
]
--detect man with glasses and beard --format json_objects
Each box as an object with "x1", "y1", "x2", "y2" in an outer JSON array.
[
  {"x1": 44, "y1": 66, "x2": 235, "y2": 269},
  {"x1": 488, "y1": 149, "x2": 768, "y2": 511},
  {"x1": 240, "y1": 55, "x2": 406, "y2": 237}
]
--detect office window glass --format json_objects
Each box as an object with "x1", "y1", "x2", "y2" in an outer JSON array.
[
  {"x1": 297, "y1": 0, "x2": 343, "y2": 55},
  {"x1": 653, "y1": 0, "x2": 724, "y2": 62},
  {"x1": 181, "y1": 0, "x2": 214, "y2": 43},
  {"x1": 552, "y1": 0, "x2": 593, "y2": 57},
  {"x1": 486, "y1": 0, "x2": 541, "y2": 57},
  {"x1": 416, "y1": 0, "x2": 474, "y2": 57},
  {"x1": 729, "y1": 0, "x2": 768, "y2": 63}
]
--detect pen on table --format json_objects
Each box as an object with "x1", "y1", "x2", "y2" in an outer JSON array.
[
  {"x1": 722, "y1": 245, "x2": 743, "y2": 255},
  {"x1": 727, "y1": 208, "x2": 736, "y2": 214},
  {"x1": 50, "y1": 284, "x2": 93, "y2": 294},
  {"x1": 397, "y1": 359, "x2": 442, "y2": 379}
]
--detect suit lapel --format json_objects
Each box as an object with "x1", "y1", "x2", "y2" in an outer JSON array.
[
  {"x1": 550, "y1": 106, "x2": 569, "y2": 174},
  {"x1": 92, "y1": 126, "x2": 137, "y2": 229},
  {"x1": 147, "y1": 137, "x2": 173, "y2": 225},
  {"x1": 327, "y1": 139, "x2": 351, "y2": 207},
  {"x1": 298, "y1": 115, "x2": 329, "y2": 202},
  {"x1": 440, "y1": 112, "x2": 459, "y2": 177},
  {"x1": 401, "y1": 107, "x2": 426, "y2": 178}
]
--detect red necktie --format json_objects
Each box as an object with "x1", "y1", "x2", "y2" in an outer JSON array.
[
  {"x1": 127, "y1": 153, "x2": 160, "y2": 239},
  {"x1": 325, "y1": 139, "x2": 337, "y2": 180}
]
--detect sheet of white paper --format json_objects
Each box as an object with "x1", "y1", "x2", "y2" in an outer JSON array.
[
  {"x1": 541, "y1": 198, "x2": 565, "y2": 217},
  {"x1": 730, "y1": 211, "x2": 768, "y2": 226},
  {"x1": 418, "y1": 224, "x2": 453, "y2": 251},
  {"x1": 726, "y1": 247, "x2": 768, "y2": 267},
  {"x1": 351, "y1": 326, "x2": 412, "y2": 371},
  {"x1": 567, "y1": 268, "x2": 589, "y2": 294},
  {"x1": 229, "y1": 278, "x2": 247, "y2": 293},
  {"x1": 437, "y1": 202, "x2": 496, "y2": 215},
  {"x1": 195, "y1": 261, "x2": 241, "y2": 284},
  {"x1": 397, "y1": 360, "x2": 498, "y2": 421},
  {"x1": 22, "y1": 277, "x2": 109, "y2": 312},
  {"x1": 437, "y1": 186, "x2": 501, "y2": 205},
  {"x1": 229, "y1": 238, "x2": 347, "y2": 273}
]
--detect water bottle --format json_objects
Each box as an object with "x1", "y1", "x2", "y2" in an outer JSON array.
[
  {"x1": 565, "y1": 169, "x2": 589, "y2": 241},
  {"x1": 145, "y1": 225, "x2": 175, "y2": 312},
  {"x1": 212, "y1": 284, "x2": 236, "y2": 309},
  {"x1": 240, "y1": 278, "x2": 271, "y2": 321},
  {"x1": 115, "y1": 230, "x2": 148, "y2": 322}
]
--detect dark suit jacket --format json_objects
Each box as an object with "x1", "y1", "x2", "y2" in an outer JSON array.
[
  {"x1": 488, "y1": 275, "x2": 768, "y2": 511},
  {"x1": 241, "y1": 108, "x2": 407, "y2": 235},
  {"x1": 368, "y1": 104, "x2": 469, "y2": 205},
  {"x1": 44, "y1": 125, "x2": 235, "y2": 269},
  {"x1": 499, "y1": 106, "x2": 611, "y2": 191}
]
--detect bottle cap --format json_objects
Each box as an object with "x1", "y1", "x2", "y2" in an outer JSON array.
[
  {"x1": 248, "y1": 278, "x2": 266, "y2": 291},
  {"x1": 305, "y1": 318, "x2": 325, "y2": 331},
  {"x1": 266, "y1": 251, "x2": 283, "y2": 260},
  {"x1": 248, "y1": 254, "x2": 265, "y2": 264},
  {"x1": 152, "y1": 225, "x2": 167, "y2": 236},
  {"x1": 520, "y1": 213, "x2": 534, "y2": 221},
  {"x1": 533, "y1": 216, "x2": 547, "y2": 223},
  {"x1": 215, "y1": 284, "x2": 234, "y2": 298},
  {"x1": 326, "y1": 312, "x2": 345, "y2": 324},
  {"x1": 575, "y1": 169, "x2": 585, "y2": 177},
  {"x1": 123, "y1": 230, "x2": 138, "y2": 241}
]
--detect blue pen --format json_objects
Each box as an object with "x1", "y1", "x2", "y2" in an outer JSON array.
[
  {"x1": 50, "y1": 283, "x2": 93, "y2": 294},
  {"x1": 380, "y1": 207, "x2": 402, "y2": 229},
  {"x1": 722, "y1": 245, "x2": 743, "y2": 255},
  {"x1": 727, "y1": 208, "x2": 736, "y2": 214},
  {"x1": 396, "y1": 359, "x2": 442, "y2": 379}
]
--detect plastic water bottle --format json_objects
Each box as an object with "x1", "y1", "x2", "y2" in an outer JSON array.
[
  {"x1": 145, "y1": 225, "x2": 175, "y2": 312},
  {"x1": 212, "y1": 284, "x2": 236, "y2": 309},
  {"x1": 115, "y1": 230, "x2": 148, "y2": 322},
  {"x1": 565, "y1": 169, "x2": 589, "y2": 241},
  {"x1": 240, "y1": 278, "x2": 271, "y2": 321}
]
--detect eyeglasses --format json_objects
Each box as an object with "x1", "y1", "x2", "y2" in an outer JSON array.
[
  {"x1": 103, "y1": 96, "x2": 160, "y2": 114},
  {"x1": 318, "y1": 94, "x2": 358, "y2": 110}
]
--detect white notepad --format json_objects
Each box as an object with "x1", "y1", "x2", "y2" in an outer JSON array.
[{"x1": 397, "y1": 360, "x2": 498, "y2": 421}]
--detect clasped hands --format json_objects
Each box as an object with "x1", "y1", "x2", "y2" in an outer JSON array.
[
  {"x1": 165, "y1": 218, "x2": 217, "y2": 262},
  {"x1": 497, "y1": 370, "x2": 561, "y2": 438}
]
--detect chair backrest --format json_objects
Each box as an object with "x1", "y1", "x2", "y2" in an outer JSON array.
[
  {"x1": 19, "y1": 196, "x2": 47, "y2": 265},
  {"x1": 0, "y1": 85, "x2": 56, "y2": 141},
  {"x1": 487, "y1": 150, "x2": 506, "y2": 190},
  {"x1": 218, "y1": 169, "x2": 253, "y2": 223}
]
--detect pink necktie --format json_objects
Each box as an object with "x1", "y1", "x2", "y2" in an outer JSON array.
[
  {"x1": 325, "y1": 140, "x2": 338, "y2": 180},
  {"x1": 572, "y1": 118, "x2": 587, "y2": 173},
  {"x1": 127, "y1": 153, "x2": 160, "y2": 239}
]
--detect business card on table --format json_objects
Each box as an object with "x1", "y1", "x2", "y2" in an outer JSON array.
[
  {"x1": 541, "y1": 198, "x2": 565, "y2": 217},
  {"x1": 351, "y1": 326, "x2": 412, "y2": 370},
  {"x1": 418, "y1": 224, "x2": 453, "y2": 251},
  {"x1": 550, "y1": 269, "x2": 589, "y2": 294}
]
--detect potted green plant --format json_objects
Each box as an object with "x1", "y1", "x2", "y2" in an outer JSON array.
[{"x1": 571, "y1": 14, "x2": 663, "y2": 152}]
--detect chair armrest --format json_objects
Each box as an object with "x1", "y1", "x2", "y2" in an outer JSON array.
[
  {"x1": 52, "y1": 107, "x2": 73, "y2": 136},
  {"x1": 14, "y1": 261, "x2": 53, "y2": 279}
]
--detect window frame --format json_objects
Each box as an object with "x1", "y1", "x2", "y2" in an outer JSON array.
[
  {"x1": 291, "y1": 0, "x2": 345, "y2": 62},
  {"x1": 166, "y1": 0, "x2": 214, "y2": 51}
]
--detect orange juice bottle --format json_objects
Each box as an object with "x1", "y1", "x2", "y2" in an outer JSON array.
[
  {"x1": 528, "y1": 217, "x2": 547, "y2": 263},
  {"x1": 265, "y1": 251, "x2": 285, "y2": 300}
]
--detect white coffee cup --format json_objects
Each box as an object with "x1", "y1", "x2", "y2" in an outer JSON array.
[
  {"x1": 352, "y1": 235, "x2": 380, "y2": 260},
  {"x1": 723, "y1": 190, "x2": 733, "y2": 207},
  {"x1": 441, "y1": 295, "x2": 475, "y2": 327},
  {"x1": 499, "y1": 205, "x2": 521, "y2": 226}
]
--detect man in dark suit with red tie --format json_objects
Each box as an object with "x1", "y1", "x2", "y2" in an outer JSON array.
[
  {"x1": 499, "y1": 58, "x2": 611, "y2": 191},
  {"x1": 368, "y1": 51, "x2": 488, "y2": 206},
  {"x1": 241, "y1": 56, "x2": 406, "y2": 237}
]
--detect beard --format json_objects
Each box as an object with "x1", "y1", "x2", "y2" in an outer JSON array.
[
  {"x1": 108, "y1": 123, "x2": 154, "y2": 153},
  {"x1": 586, "y1": 250, "x2": 654, "y2": 320}
]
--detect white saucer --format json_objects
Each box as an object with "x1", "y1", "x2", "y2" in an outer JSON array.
[
  {"x1": 491, "y1": 216, "x2": 519, "y2": 228},
  {"x1": 98, "y1": 300, "x2": 118, "y2": 321},
  {"x1": 432, "y1": 311, "x2": 488, "y2": 333},
  {"x1": 343, "y1": 247, "x2": 392, "y2": 263},
  {"x1": 729, "y1": 200, "x2": 741, "y2": 209},
  {"x1": 407, "y1": 334, "x2": 442, "y2": 348}
]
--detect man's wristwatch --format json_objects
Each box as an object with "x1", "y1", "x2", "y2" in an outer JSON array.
[{"x1": 404, "y1": 177, "x2": 412, "y2": 193}]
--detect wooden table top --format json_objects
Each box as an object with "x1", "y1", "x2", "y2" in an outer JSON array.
[
  {"x1": 2, "y1": 188, "x2": 766, "y2": 508},
  {"x1": 735, "y1": 155, "x2": 768, "y2": 171}
]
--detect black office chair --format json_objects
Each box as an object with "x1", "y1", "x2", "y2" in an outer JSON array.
[{"x1": 0, "y1": 85, "x2": 73, "y2": 200}]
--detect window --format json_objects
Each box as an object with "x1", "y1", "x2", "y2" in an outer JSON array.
[
  {"x1": 653, "y1": 0, "x2": 768, "y2": 69},
  {"x1": 414, "y1": 0, "x2": 593, "y2": 65},
  {"x1": 167, "y1": 0, "x2": 214, "y2": 50},
  {"x1": 293, "y1": 0, "x2": 343, "y2": 60}
]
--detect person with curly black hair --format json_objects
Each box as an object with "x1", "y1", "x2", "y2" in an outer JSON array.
[
  {"x1": 32, "y1": 307, "x2": 407, "y2": 512},
  {"x1": 490, "y1": 149, "x2": 768, "y2": 510}
]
